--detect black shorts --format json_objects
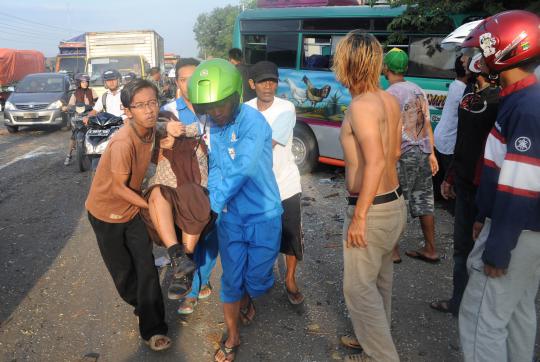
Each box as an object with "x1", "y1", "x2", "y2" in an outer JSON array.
[{"x1": 280, "y1": 193, "x2": 303, "y2": 260}]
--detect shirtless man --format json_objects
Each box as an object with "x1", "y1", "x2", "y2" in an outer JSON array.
[{"x1": 334, "y1": 31, "x2": 407, "y2": 362}]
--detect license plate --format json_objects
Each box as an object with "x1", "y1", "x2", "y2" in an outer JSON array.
[
  {"x1": 23, "y1": 113, "x2": 38, "y2": 119},
  {"x1": 87, "y1": 129, "x2": 110, "y2": 137}
]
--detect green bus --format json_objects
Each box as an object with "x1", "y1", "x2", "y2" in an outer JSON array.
[{"x1": 233, "y1": 5, "x2": 482, "y2": 173}]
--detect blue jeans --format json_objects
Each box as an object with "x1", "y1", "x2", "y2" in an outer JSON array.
[
  {"x1": 186, "y1": 226, "x2": 219, "y2": 299},
  {"x1": 448, "y1": 183, "x2": 477, "y2": 315}
]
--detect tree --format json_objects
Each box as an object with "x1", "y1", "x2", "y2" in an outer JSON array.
[
  {"x1": 193, "y1": 0, "x2": 257, "y2": 59},
  {"x1": 386, "y1": 0, "x2": 540, "y2": 45}
]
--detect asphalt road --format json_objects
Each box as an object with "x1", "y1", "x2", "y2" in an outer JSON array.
[{"x1": 0, "y1": 119, "x2": 538, "y2": 362}]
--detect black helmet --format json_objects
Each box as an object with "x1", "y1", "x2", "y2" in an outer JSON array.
[
  {"x1": 74, "y1": 73, "x2": 90, "y2": 88},
  {"x1": 102, "y1": 69, "x2": 121, "y2": 81},
  {"x1": 123, "y1": 72, "x2": 137, "y2": 83}
]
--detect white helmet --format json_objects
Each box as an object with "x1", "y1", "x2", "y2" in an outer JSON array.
[{"x1": 441, "y1": 20, "x2": 484, "y2": 50}]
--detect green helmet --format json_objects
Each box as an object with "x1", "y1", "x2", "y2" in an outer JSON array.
[
  {"x1": 188, "y1": 58, "x2": 243, "y2": 107},
  {"x1": 383, "y1": 48, "x2": 408, "y2": 74}
]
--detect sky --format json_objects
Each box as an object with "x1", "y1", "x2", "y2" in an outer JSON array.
[{"x1": 0, "y1": 0, "x2": 242, "y2": 57}]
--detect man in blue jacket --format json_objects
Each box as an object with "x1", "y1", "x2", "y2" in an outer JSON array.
[
  {"x1": 188, "y1": 59, "x2": 283, "y2": 362},
  {"x1": 458, "y1": 11, "x2": 540, "y2": 361}
]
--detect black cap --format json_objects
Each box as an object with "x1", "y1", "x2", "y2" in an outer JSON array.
[{"x1": 249, "y1": 61, "x2": 279, "y2": 83}]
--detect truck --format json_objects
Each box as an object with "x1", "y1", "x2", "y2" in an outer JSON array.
[
  {"x1": 55, "y1": 34, "x2": 86, "y2": 75},
  {"x1": 85, "y1": 30, "x2": 165, "y2": 95},
  {"x1": 0, "y1": 48, "x2": 45, "y2": 107}
]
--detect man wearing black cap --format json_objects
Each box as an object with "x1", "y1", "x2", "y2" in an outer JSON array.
[{"x1": 246, "y1": 61, "x2": 304, "y2": 305}]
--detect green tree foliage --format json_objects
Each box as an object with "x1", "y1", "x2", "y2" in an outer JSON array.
[
  {"x1": 387, "y1": 0, "x2": 540, "y2": 44},
  {"x1": 193, "y1": 0, "x2": 256, "y2": 59}
]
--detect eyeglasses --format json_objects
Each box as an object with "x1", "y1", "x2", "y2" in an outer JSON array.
[{"x1": 129, "y1": 99, "x2": 159, "y2": 110}]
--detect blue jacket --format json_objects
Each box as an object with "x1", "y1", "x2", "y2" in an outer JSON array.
[
  {"x1": 475, "y1": 75, "x2": 540, "y2": 269},
  {"x1": 207, "y1": 104, "x2": 283, "y2": 224}
]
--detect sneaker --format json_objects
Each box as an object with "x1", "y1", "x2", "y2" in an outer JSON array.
[
  {"x1": 170, "y1": 254, "x2": 196, "y2": 279},
  {"x1": 63, "y1": 155, "x2": 72, "y2": 166},
  {"x1": 167, "y1": 273, "x2": 194, "y2": 300}
]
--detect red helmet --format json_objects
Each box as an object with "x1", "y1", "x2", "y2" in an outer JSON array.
[{"x1": 462, "y1": 10, "x2": 540, "y2": 72}]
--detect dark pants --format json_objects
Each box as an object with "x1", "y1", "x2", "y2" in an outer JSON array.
[
  {"x1": 448, "y1": 184, "x2": 477, "y2": 315},
  {"x1": 88, "y1": 212, "x2": 167, "y2": 340}
]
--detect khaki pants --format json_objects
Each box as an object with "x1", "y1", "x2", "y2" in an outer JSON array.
[
  {"x1": 459, "y1": 218, "x2": 540, "y2": 362},
  {"x1": 343, "y1": 196, "x2": 407, "y2": 362}
]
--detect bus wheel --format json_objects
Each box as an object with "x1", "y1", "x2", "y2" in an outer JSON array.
[{"x1": 293, "y1": 123, "x2": 319, "y2": 175}]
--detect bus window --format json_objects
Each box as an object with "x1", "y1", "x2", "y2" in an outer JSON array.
[
  {"x1": 303, "y1": 18, "x2": 370, "y2": 31},
  {"x1": 407, "y1": 36, "x2": 457, "y2": 79},
  {"x1": 241, "y1": 19, "x2": 300, "y2": 32},
  {"x1": 302, "y1": 35, "x2": 332, "y2": 70},
  {"x1": 244, "y1": 35, "x2": 267, "y2": 64},
  {"x1": 244, "y1": 34, "x2": 297, "y2": 68}
]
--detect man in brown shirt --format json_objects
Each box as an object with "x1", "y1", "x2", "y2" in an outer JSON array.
[
  {"x1": 85, "y1": 79, "x2": 171, "y2": 351},
  {"x1": 334, "y1": 31, "x2": 407, "y2": 362}
]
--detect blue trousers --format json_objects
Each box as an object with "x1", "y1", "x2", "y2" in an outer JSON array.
[
  {"x1": 218, "y1": 216, "x2": 281, "y2": 303},
  {"x1": 186, "y1": 226, "x2": 219, "y2": 299}
]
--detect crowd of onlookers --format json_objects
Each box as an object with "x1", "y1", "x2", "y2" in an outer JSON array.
[{"x1": 63, "y1": 9, "x2": 540, "y2": 362}]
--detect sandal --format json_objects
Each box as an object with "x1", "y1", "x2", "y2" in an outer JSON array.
[
  {"x1": 285, "y1": 287, "x2": 305, "y2": 305},
  {"x1": 144, "y1": 334, "x2": 171, "y2": 352},
  {"x1": 340, "y1": 334, "x2": 362, "y2": 350},
  {"x1": 430, "y1": 300, "x2": 454, "y2": 314},
  {"x1": 214, "y1": 336, "x2": 240, "y2": 362},
  {"x1": 239, "y1": 297, "x2": 255, "y2": 326},
  {"x1": 177, "y1": 298, "x2": 198, "y2": 315},
  {"x1": 198, "y1": 283, "x2": 212, "y2": 300}
]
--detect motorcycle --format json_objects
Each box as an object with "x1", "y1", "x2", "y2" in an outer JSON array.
[
  {"x1": 70, "y1": 102, "x2": 93, "y2": 172},
  {"x1": 85, "y1": 112, "x2": 124, "y2": 171}
]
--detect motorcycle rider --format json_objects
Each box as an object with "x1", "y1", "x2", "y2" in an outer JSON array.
[
  {"x1": 83, "y1": 69, "x2": 125, "y2": 170},
  {"x1": 84, "y1": 69, "x2": 125, "y2": 122},
  {"x1": 63, "y1": 73, "x2": 97, "y2": 166}
]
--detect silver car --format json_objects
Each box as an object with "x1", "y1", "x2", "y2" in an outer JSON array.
[{"x1": 3, "y1": 73, "x2": 74, "y2": 133}]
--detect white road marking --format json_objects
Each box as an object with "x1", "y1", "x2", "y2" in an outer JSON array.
[{"x1": 0, "y1": 146, "x2": 60, "y2": 171}]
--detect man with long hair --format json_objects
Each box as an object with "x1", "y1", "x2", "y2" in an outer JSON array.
[{"x1": 334, "y1": 31, "x2": 407, "y2": 362}]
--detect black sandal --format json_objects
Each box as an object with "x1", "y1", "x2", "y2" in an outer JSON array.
[
  {"x1": 429, "y1": 300, "x2": 453, "y2": 314},
  {"x1": 214, "y1": 337, "x2": 239, "y2": 362},
  {"x1": 239, "y1": 297, "x2": 255, "y2": 326}
]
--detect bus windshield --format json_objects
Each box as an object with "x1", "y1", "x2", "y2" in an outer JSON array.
[
  {"x1": 87, "y1": 56, "x2": 142, "y2": 86},
  {"x1": 58, "y1": 57, "x2": 85, "y2": 74}
]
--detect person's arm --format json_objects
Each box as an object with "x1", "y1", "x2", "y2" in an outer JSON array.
[
  {"x1": 347, "y1": 99, "x2": 386, "y2": 248},
  {"x1": 111, "y1": 172, "x2": 149, "y2": 209},
  {"x1": 482, "y1": 110, "x2": 540, "y2": 271},
  {"x1": 270, "y1": 109, "x2": 295, "y2": 149},
  {"x1": 62, "y1": 94, "x2": 76, "y2": 112},
  {"x1": 110, "y1": 141, "x2": 149, "y2": 209},
  {"x1": 209, "y1": 117, "x2": 269, "y2": 214},
  {"x1": 423, "y1": 92, "x2": 439, "y2": 175},
  {"x1": 91, "y1": 89, "x2": 98, "y2": 102}
]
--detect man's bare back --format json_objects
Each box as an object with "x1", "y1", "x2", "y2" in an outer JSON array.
[{"x1": 340, "y1": 89, "x2": 401, "y2": 196}]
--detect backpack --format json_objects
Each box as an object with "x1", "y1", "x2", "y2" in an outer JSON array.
[{"x1": 101, "y1": 92, "x2": 108, "y2": 113}]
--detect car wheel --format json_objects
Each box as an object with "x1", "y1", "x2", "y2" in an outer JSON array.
[
  {"x1": 292, "y1": 123, "x2": 319, "y2": 174},
  {"x1": 6, "y1": 125, "x2": 19, "y2": 133}
]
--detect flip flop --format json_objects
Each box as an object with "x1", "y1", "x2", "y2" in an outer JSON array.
[
  {"x1": 215, "y1": 335, "x2": 240, "y2": 362},
  {"x1": 177, "y1": 298, "x2": 198, "y2": 315},
  {"x1": 198, "y1": 283, "x2": 212, "y2": 300},
  {"x1": 430, "y1": 300, "x2": 456, "y2": 315},
  {"x1": 239, "y1": 297, "x2": 255, "y2": 326},
  {"x1": 144, "y1": 334, "x2": 171, "y2": 352},
  {"x1": 286, "y1": 287, "x2": 305, "y2": 305},
  {"x1": 340, "y1": 334, "x2": 362, "y2": 350},
  {"x1": 405, "y1": 250, "x2": 440, "y2": 264}
]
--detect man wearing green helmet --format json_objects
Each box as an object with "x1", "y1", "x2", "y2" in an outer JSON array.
[{"x1": 188, "y1": 58, "x2": 283, "y2": 362}]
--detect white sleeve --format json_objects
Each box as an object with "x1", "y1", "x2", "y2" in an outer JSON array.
[{"x1": 93, "y1": 95, "x2": 103, "y2": 113}]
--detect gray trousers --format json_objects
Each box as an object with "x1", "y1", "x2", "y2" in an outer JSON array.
[{"x1": 459, "y1": 218, "x2": 540, "y2": 362}]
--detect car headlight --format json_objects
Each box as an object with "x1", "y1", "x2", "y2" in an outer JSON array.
[
  {"x1": 4, "y1": 101, "x2": 16, "y2": 110},
  {"x1": 47, "y1": 100, "x2": 63, "y2": 110}
]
